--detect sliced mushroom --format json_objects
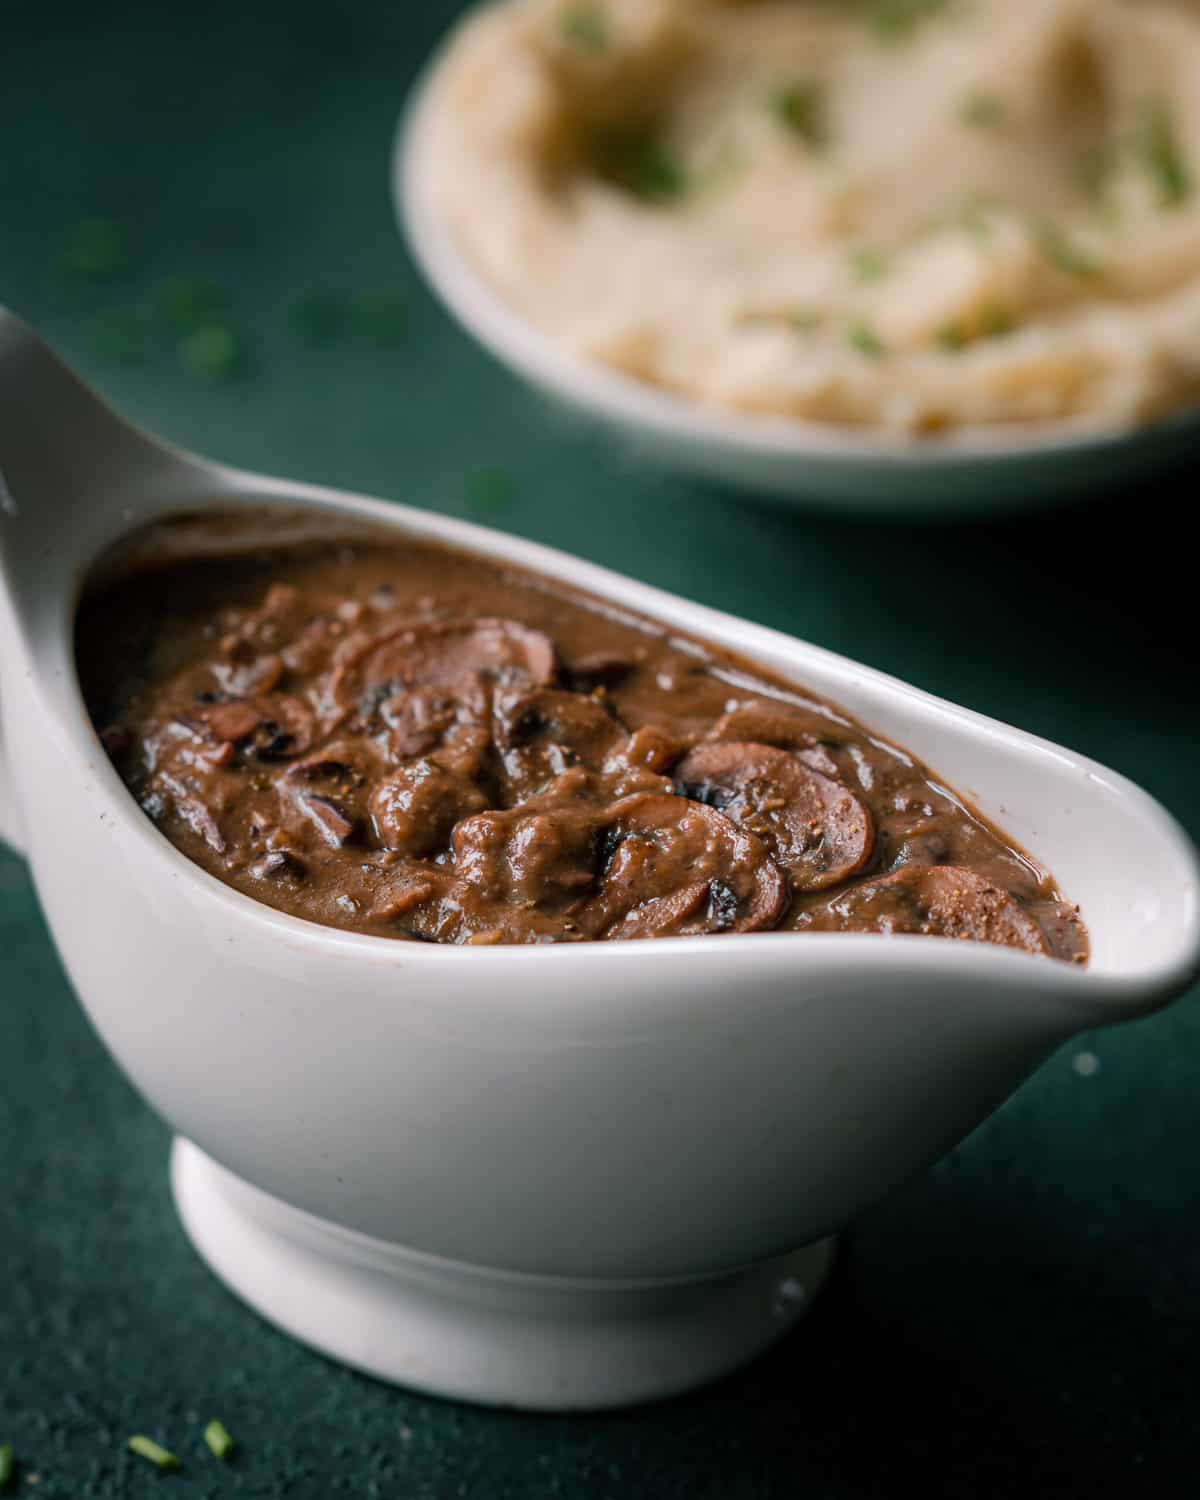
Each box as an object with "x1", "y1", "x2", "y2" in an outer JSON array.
[
  {"x1": 331, "y1": 617, "x2": 557, "y2": 721},
  {"x1": 494, "y1": 688, "x2": 626, "y2": 762},
  {"x1": 608, "y1": 724, "x2": 684, "y2": 774},
  {"x1": 285, "y1": 740, "x2": 363, "y2": 782},
  {"x1": 157, "y1": 773, "x2": 226, "y2": 854},
  {"x1": 674, "y1": 742, "x2": 873, "y2": 893},
  {"x1": 368, "y1": 866, "x2": 449, "y2": 925},
  {"x1": 822, "y1": 865, "x2": 1050, "y2": 955},
  {"x1": 583, "y1": 793, "x2": 788, "y2": 939},
  {"x1": 191, "y1": 700, "x2": 262, "y2": 744},
  {"x1": 431, "y1": 724, "x2": 494, "y2": 783},
  {"x1": 706, "y1": 702, "x2": 834, "y2": 751},
  {"x1": 211, "y1": 652, "x2": 284, "y2": 699},
  {"x1": 451, "y1": 805, "x2": 602, "y2": 913},
  {"x1": 566, "y1": 649, "x2": 638, "y2": 690},
  {"x1": 187, "y1": 693, "x2": 316, "y2": 759},
  {"x1": 494, "y1": 687, "x2": 628, "y2": 800},
  {"x1": 371, "y1": 759, "x2": 490, "y2": 858},
  {"x1": 292, "y1": 791, "x2": 356, "y2": 848},
  {"x1": 605, "y1": 880, "x2": 713, "y2": 940},
  {"x1": 379, "y1": 685, "x2": 458, "y2": 760},
  {"x1": 254, "y1": 695, "x2": 317, "y2": 757},
  {"x1": 251, "y1": 848, "x2": 307, "y2": 882},
  {"x1": 595, "y1": 724, "x2": 685, "y2": 800}
]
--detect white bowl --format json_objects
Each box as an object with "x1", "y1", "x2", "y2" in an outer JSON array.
[
  {"x1": 1, "y1": 308, "x2": 1198, "y2": 1410},
  {"x1": 396, "y1": 44, "x2": 1200, "y2": 517}
]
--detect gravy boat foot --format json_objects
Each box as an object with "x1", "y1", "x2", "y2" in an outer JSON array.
[{"x1": 173, "y1": 1139, "x2": 837, "y2": 1411}]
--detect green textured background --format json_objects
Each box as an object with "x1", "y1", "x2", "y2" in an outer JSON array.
[{"x1": 2, "y1": 2, "x2": 1198, "y2": 1496}]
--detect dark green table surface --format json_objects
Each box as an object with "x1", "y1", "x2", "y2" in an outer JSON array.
[{"x1": 2, "y1": 3, "x2": 1198, "y2": 1496}]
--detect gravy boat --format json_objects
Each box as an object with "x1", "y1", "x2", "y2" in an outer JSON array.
[{"x1": 1, "y1": 307, "x2": 1197, "y2": 1411}]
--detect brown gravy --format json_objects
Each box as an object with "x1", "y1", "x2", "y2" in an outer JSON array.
[{"x1": 77, "y1": 525, "x2": 1087, "y2": 959}]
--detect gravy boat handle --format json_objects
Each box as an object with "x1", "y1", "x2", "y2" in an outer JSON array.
[
  {"x1": 0, "y1": 721, "x2": 20, "y2": 854},
  {"x1": 0, "y1": 304, "x2": 208, "y2": 525},
  {"x1": 0, "y1": 306, "x2": 222, "y2": 855}
]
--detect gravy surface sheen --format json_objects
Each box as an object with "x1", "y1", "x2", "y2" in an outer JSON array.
[{"x1": 79, "y1": 532, "x2": 1087, "y2": 960}]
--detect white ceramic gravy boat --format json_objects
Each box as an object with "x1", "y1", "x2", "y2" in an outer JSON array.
[{"x1": 1, "y1": 307, "x2": 1197, "y2": 1411}]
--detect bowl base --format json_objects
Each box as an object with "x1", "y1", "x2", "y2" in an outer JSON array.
[{"x1": 170, "y1": 1138, "x2": 837, "y2": 1411}]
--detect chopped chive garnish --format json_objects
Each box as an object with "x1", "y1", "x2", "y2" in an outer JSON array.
[
  {"x1": 350, "y1": 291, "x2": 409, "y2": 346},
  {"x1": 861, "y1": 0, "x2": 950, "y2": 43},
  {"x1": 292, "y1": 291, "x2": 346, "y2": 344},
  {"x1": 1077, "y1": 143, "x2": 1116, "y2": 204},
  {"x1": 465, "y1": 465, "x2": 516, "y2": 514},
  {"x1": 935, "y1": 322, "x2": 967, "y2": 351},
  {"x1": 694, "y1": 139, "x2": 746, "y2": 195},
  {"x1": 1134, "y1": 100, "x2": 1191, "y2": 207},
  {"x1": 849, "y1": 245, "x2": 888, "y2": 283},
  {"x1": 982, "y1": 304, "x2": 1015, "y2": 337},
  {"x1": 180, "y1": 324, "x2": 244, "y2": 381},
  {"x1": 561, "y1": 5, "x2": 608, "y2": 50},
  {"x1": 0, "y1": 1444, "x2": 14, "y2": 1490},
  {"x1": 89, "y1": 307, "x2": 151, "y2": 364},
  {"x1": 846, "y1": 321, "x2": 885, "y2": 357},
  {"x1": 961, "y1": 201, "x2": 997, "y2": 239},
  {"x1": 56, "y1": 218, "x2": 133, "y2": 281},
  {"x1": 203, "y1": 1420, "x2": 235, "y2": 1461},
  {"x1": 788, "y1": 308, "x2": 823, "y2": 331},
  {"x1": 961, "y1": 91, "x2": 1005, "y2": 129},
  {"x1": 156, "y1": 275, "x2": 228, "y2": 332},
  {"x1": 934, "y1": 307, "x2": 1015, "y2": 349},
  {"x1": 737, "y1": 307, "x2": 821, "y2": 332},
  {"x1": 768, "y1": 82, "x2": 826, "y2": 148},
  {"x1": 128, "y1": 1435, "x2": 181, "y2": 1471},
  {"x1": 1039, "y1": 223, "x2": 1100, "y2": 278},
  {"x1": 595, "y1": 131, "x2": 688, "y2": 202}
]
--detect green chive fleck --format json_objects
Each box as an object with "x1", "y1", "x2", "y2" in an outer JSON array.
[
  {"x1": 769, "y1": 82, "x2": 826, "y2": 148},
  {"x1": 350, "y1": 291, "x2": 409, "y2": 346},
  {"x1": 982, "y1": 304, "x2": 1015, "y2": 338},
  {"x1": 1039, "y1": 223, "x2": 1100, "y2": 278},
  {"x1": 89, "y1": 307, "x2": 151, "y2": 364},
  {"x1": 561, "y1": 6, "x2": 608, "y2": 51},
  {"x1": 846, "y1": 321, "x2": 885, "y2": 357},
  {"x1": 128, "y1": 1435, "x2": 181, "y2": 1471},
  {"x1": 292, "y1": 291, "x2": 346, "y2": 345},
  {"x1": 1134, "y1": 100, "x2": 1191, "y2": 207},
  {"x1": 849, "y1": 245, "x2": 888, "y2": 283},
  {"x1": 596, "y1": 131, "x2": 688, "y2": 202},
  {"x1": 961, "y1": 91, "x2": 1005, "y2": 129},
  {"x1": 0, "y1": 1444, "x2": 14, "y2": 1491},
  {"x1": 960, "y1": 201, "x2": 998, "y2": 239},
  {"x1": 56, "y1": 218, "x2": 133, "y2": 282},
  {"x1": 737, "y1": 307, "x2": 821, "y2": 332},
  {"x1": 465, "y1": 465, "x2": 516, "y2": 514},
  {"x1": 156, "y1": 275, "x2": 229, "y2": 332},
  {"x1": 936, "y1": 306, "x2": 1014, "y2": 350},
  {"x1": 1077, "y1": 144, "x2": 1117, "y2": 204},
  {"x1": 935, "y1": 322, "x2": 967, "y2": 351},
  {"x1": 694, "y1": 139, "x2": 747, "y2": 196},
  {"x1": 788, "y1": 308, "x2": 823, "y2": 331},
  {"x1": 862, "y1": 0, "x2": 950, "y2": 44},
  {"x1": 179, "y1": 324, "x2": 244, "y2": 381},
  {"x1": 203, "y1": 1420, "x2": 235, "y2": 1461}
]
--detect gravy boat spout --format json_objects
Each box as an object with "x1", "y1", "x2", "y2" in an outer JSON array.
[{"x1": 1, "y1": 307, "x2": 1197, "y2": 1411}]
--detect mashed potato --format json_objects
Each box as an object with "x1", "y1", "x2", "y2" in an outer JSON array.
[{"x1": 430, "y1": 0, "x2": 1200, "y2": 432}]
